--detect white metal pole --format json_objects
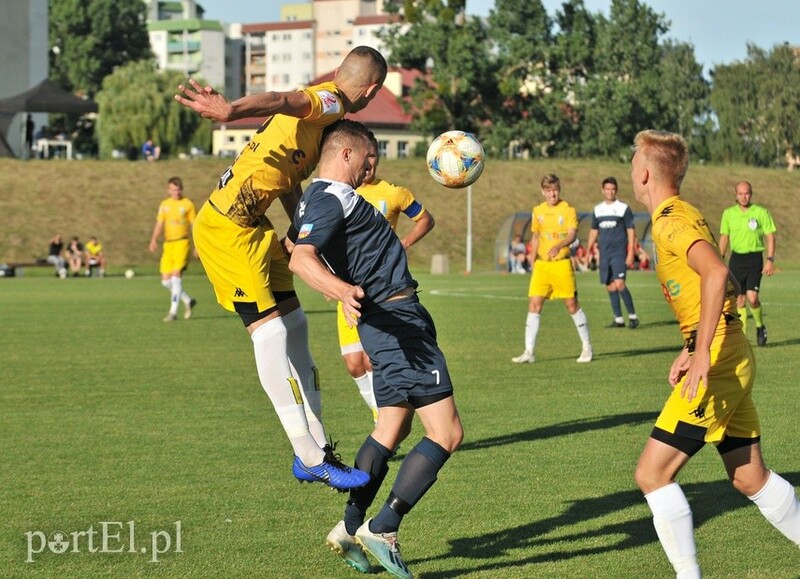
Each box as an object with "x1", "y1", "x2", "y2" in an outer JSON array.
[{"x1": 466, "y1": 183, "x2": 473, "y2": 274}]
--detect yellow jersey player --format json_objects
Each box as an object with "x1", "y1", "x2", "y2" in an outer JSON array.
[
  {"x1": 512, "y1": 173, "x2": 593, "y2": 364},
  {"x1": 630, "y1": 130, "x2": 800, "y2": 578},
  {"x1": 149, "y1": 176, "x2": 197, "y2": 321},
  {"x1": 84, "y1": 236, "x2": 106, "y2": 277},
  {"x1": 337, "y1": 134, "x2": 435, "y2": 424},
  {"x1": 174, "y1": 46, "x2": 387, "y2": 491}
]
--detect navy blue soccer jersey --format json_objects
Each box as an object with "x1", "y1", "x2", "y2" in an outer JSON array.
[
  {"x1": 591, "y1": 200, "x2": 634, "y2": 255},
  {"x1": 293, "y1": 178, "x2": 417, "y2": 310}
]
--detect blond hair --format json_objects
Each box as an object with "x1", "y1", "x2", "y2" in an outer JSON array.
[
  {"x1": 633, "y1": 130, "x2": 689, "y2": 188},
  {"x1": 540, "y1": 173, "x2": 561, "y2": 190}
]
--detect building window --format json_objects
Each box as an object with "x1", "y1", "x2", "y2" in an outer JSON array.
[
  {"x1": 398, "y1": 141, "x2": 409, "y2": 158},
  {"x1": 378, "y1": 140, "x2": 389, "y2": 158}
]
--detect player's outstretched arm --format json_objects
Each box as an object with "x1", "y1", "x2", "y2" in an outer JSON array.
[{"x1": 175, "y1": 79, "x2": 312, "y2": 122}]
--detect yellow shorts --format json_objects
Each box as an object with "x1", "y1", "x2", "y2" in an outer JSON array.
[
  {"x1": 193, "y1": 202, "x2": 294, "y2": 313},
  {"x1": 159, "y1": 239, "x2": 191, "y2": 275},
  {"x1": 655, "y1": 332, "x2": 760, "y2": 444},
  {"x1": 336, "y1": 301, "x2": 363, "y2": 355},
  {"x1": 528, "y1": 259, "x2": 576, "y2": 299}
]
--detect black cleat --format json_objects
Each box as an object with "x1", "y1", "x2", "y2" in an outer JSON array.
[
  {"x1": 628, "y1": 318, "x2": 640, "y2": 329},
  {"x1": 607, "y1": 320, "x2": 626, "y2": 328},
  {"x1": 756, "y1": 325, "x2": 767, "y2": 346}
]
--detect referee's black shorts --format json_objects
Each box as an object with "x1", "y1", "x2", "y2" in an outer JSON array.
[{"x1": 728, "y1": 251, "x2": 763, "y2": 293}]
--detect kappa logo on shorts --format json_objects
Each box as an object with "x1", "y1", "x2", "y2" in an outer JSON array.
[
  {"x1": 234, "y1": 287, "x2": 247, "y2": 298},
  {"x1": 689, "y1": 405, "x2": 706, "y2": 419}
]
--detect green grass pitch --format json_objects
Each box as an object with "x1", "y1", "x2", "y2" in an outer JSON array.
[{"x1": 1, "y1": 269, "x2": 799, "y2": 577}]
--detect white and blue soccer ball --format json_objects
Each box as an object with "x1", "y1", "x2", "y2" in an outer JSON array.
[{"x1": 426, "y1": 130, "x2": 485, "y2": 188}]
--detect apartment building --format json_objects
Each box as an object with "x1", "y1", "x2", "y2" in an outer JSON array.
[{"x1": 145, "y1": 0, "x2": 228, "y2": 92}]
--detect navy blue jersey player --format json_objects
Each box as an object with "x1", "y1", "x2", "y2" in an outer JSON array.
[
  {"x1": 289, "y1": 119, "x2": 463, "y2": 579},
  {"x1": 585, "y1": 177, "x2": 640, "y2": 328}
]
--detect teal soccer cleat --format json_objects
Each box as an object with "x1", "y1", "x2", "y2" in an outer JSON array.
[
  {"x1": 326, "y1": 521, "x2": 371, "y2": 573},
  {"x1": 355, "y1": 519, "x2": 413, "y2": 579}
]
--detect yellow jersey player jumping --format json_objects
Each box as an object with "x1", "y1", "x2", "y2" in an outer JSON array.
[
  {"x1": 512, "y1": 173, "x2": 593, "y2": 364},
  {"x1": 149, "y1": 176, "x2": 197, "y2": 321},
  {"x1": 630, "y1": 130, "x2": 800, "y2": 578},
  {"x1": 336, "y1": 134, "x2": 435, "y2": 424},
  {"x1": 174, "y1": 46, "x2": 387, "y2": 491}
]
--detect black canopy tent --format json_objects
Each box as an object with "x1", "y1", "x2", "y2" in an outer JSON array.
[
  {"x1": 0, "y1": 79, "x2": 97, "y2": 158},
  {"x1": 0, "y1": 78, "x2": 97, "y2": 114}
]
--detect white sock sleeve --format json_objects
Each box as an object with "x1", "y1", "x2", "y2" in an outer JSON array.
[
  {"x1": 251, "y1": 319, "x2": 323, "y2": 465},
  {"x1": 281, "y1": 308, "x2": 327, "y2": 447},
  {"x1": 571, "y1": 308, "x2": 591, "y2": 346},
  {"x1": 525, "y1": 312, "x2": 540, "y2": 352},
  {"x1": 354, "y1": 372, "x2": 378, "y2": 422},
  {"x1": 644, "y1": 483, "x2": 701, "y2": 578},
  {"x1": 749, "y1": 471, "x2": 800, "y2": 546}
]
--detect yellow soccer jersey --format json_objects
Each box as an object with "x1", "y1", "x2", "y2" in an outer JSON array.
[
  {"x1": 208, "y1": 81, "x2": 346, "y2": 228},
  {"x1": 357, "y1": 178, "x2": 426, "y2": 230},
  {"x1": 531, "y1": 200, "x2": 578, "y2": 261},
  {"x1": 85, "y1": 240, "x2": 103, "y2": 257},
  {"x1": 157, "y1": 197, "x2": 197, "y2": 242},
  {"x1": 651, "y1": 197, "x2": 739, "y2": 340}
]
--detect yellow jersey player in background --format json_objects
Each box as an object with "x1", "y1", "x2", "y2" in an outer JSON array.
[
  {"x1": 337, "y1": 134, "x2": 435, "y2": 424},
  {"x1": 84, "y1": 236, "x2": 106, "y2": 277},
  {"x1": 174, "y1": 46, "x2": 387, "y2": 491},
  {"x1": 149, "y1": 176, "x2": 197, "y2": 322},
  {"x1": 512, "y1": 173, "x2": 593, "y2": 364},
  {"x1": 630, "y1": 130, "x2": 800, "y2": 578}
]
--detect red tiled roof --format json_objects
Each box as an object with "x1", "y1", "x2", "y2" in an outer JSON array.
[
  {"x1": 353, "y1": 14, "x2": 398, "y2": 26},
  {"x1": 242, "y1": 20, "x2": 314, "y2": 34}
]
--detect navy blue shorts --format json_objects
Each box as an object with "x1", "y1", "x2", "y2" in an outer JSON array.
[
  {"x1": 599, "y1": 252, "x2": 628, "y2": 285},
  {"x1": 358, "y1": 295, "x2": 454, "y2": 408}
]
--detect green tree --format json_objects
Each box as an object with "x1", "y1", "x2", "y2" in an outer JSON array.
[
  {"x1": 485, "y1": 0, "x2": 558, "y2": 157},
  {"x1": 575, "y1": 0, "x2": 669, "y2": 158},
  {"x1": 94, "y1": 60, "x2": 211, "y2": 159},
  {"x1": 711, "y1": 44, "x2": 800, "y2": 167},
  {"x1": 655, "y1": 40, "x2": 710, "y2": 158},
  {"x1": 49, "y1": 0, "x2": 152, "y2": 97},
  {"x1": 379, "y1": 0, "x2": 499, "y2": 145}
]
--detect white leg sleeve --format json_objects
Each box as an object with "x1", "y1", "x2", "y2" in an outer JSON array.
[
  {"x1": 251, "y1": 318, "x2": 323, "y2": 465},
  {"x1": 645, "y1": 483, "x2": 701, "y2": 578},
  {"x1": 749, "y1": 471, "x2": 800, "y2": 546}
]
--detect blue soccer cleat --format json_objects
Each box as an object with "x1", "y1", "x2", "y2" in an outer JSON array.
[{"x1": 292, "y1": 443, "x2": 370, "y2": 491}]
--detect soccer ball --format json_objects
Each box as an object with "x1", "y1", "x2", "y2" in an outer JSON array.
[
  {"x1": 124, "y1": 269, "x2": 135, "y2": 279},
  {"x1": 426, "y1": 130, "x2": 485, "y2": 188}
]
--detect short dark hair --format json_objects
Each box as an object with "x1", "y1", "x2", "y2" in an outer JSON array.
[
  {"x1": 320, "y1": 119, "x2": 375, "y2": 155},
  {"x1": 168, "y1": 176, "x2": 183, "y2": 188},
  {"x1": 602, "y1": 176, "x2": 618, "y2": 187}
]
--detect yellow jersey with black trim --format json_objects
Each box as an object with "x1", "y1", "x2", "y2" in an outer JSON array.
[
  {"x1": 651, "y1": 196, "x2": 739, "y2": 341},
  {"x1": 208, "y1": 81, "x2": 346, "y2": 228},
  {"x1": 157, "y1": 197, "x2": 197, "y2": 242},
  {"x1": 356, "y1": 178, "x2": 426, "y2": 230},
  {"x1": 531, "y1": 200, "x2": 578, "y2": 261},
  {"x1": 85, "y1": 240, "x2": 103, "y2": 257}
]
